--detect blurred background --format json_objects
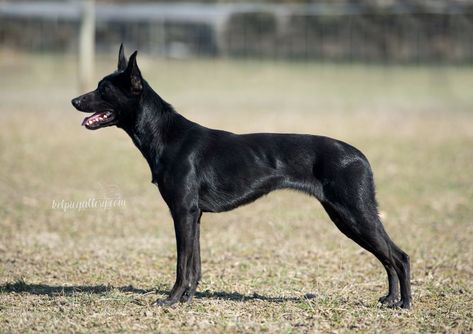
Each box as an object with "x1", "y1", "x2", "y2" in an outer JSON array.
[
  {"x1": 3, "y1": 0, "x2": 473, "y2": 61},
  {"x1": 1, "y1": 0, "x2": 472, "y2": 332}
]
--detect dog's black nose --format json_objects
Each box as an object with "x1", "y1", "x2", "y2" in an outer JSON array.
[{"x1": 71, "y1": 98, "x2": 81, "y2": 109}]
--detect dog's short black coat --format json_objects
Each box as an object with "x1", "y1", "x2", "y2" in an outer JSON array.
[{"x1": 72, "y1": 45, "x2": 412, "y2": 308}]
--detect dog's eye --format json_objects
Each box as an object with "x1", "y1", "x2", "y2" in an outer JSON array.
[{"x1": 99, "y1": 86, "x2": 107, "y2": 96}]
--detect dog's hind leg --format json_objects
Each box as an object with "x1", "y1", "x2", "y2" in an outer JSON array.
[
  {"x1": 321, "y1": 201, "x2": 411, "y2": 308},
  {"x1": 379, "y1": 263, "x2": 399, "y2": 306},
  {"x1": 319, "y1": 161, "x2": 411, "y2": 308},
  {"x1": 386, "y1": 242, "x2": 411, "y2": 309}
]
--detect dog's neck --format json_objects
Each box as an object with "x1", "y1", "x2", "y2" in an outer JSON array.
[{"x1": 122, "y1": 82, "x2": 192, "y2": 180}]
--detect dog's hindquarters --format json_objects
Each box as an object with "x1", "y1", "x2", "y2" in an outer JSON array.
[{"x1": 315, "y1": 145, "x2": 411, "y2": 308}]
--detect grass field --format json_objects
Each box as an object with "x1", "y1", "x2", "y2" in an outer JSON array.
[{"x1": 0, "y1": 52, "x2": 472, "y2": 332}]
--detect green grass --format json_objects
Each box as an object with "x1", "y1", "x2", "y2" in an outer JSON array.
[{"x1": 0, "y1": 51, "x2": 472, "y2": 332}]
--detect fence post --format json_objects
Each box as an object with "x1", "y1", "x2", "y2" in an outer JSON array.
[{"x1": 79, "y1": 0, "x2": 95, "y2": 91}]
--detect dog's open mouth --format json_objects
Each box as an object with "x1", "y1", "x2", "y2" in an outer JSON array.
[{"x1": 82, "y1": 111, "x2": 116, "y2": 130}]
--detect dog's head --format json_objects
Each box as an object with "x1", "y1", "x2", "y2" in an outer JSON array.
[{"x1": 71, "y1": 44, "x2": 143, "y2": 130}]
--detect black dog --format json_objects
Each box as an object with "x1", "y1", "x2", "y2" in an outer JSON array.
[{"x1": 71, "y1": 45, "x2": 411, "y2": 308}]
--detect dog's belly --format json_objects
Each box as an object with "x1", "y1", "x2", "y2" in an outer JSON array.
[
  {"x1": 198, "y1": 173, "x2": 284, "y2": 212},
  {"x1": 197, "y1": 163, "x2": 323, "y2": 213}
]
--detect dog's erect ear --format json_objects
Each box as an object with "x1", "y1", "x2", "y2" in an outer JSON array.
[
  {"x1": 118, "y1": 43, "x2": 127, "y2": 71},
  {"x1": 125, "y1": 51, "x2": 143, "y2": 95}
]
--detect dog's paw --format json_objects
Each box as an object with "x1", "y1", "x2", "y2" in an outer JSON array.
[
  {"x1": 151, "y1": 298, "x2": 178, "y2": 307},
  {"x1": 378, "y1": 294, "x2": 398, "y2": 307},
  {"x1": 179, "y1": 290, "x2": 194, "y2": 303},
  {"x1": 387, "y1": 299, "x2": 411, "y2": 309}
]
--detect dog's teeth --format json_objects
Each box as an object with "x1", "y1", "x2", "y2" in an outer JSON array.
[{"x1": 104, "y1": 115, "x2": 108, "y2": 119}]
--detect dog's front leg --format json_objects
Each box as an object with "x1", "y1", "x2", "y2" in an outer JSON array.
[
  {"x1": 180, "y1": 212, "x2": 202, "y2": 302},
  {"x1": 153, "y1": 205, "x2": 200, "y2": 306}
]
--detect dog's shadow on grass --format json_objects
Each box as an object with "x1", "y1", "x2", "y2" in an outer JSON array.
[{"x1": 0, "y1": 281, "x2": 310, "y2": 303}]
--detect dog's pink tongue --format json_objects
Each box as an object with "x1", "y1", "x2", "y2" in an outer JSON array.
[{"x1": 81, "y1": 112, "x2": 103, "y2": 126}]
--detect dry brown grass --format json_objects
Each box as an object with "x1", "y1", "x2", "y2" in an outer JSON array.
[{"x1": 0, "y1": 52, "x2": 472, "y2": 332}]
